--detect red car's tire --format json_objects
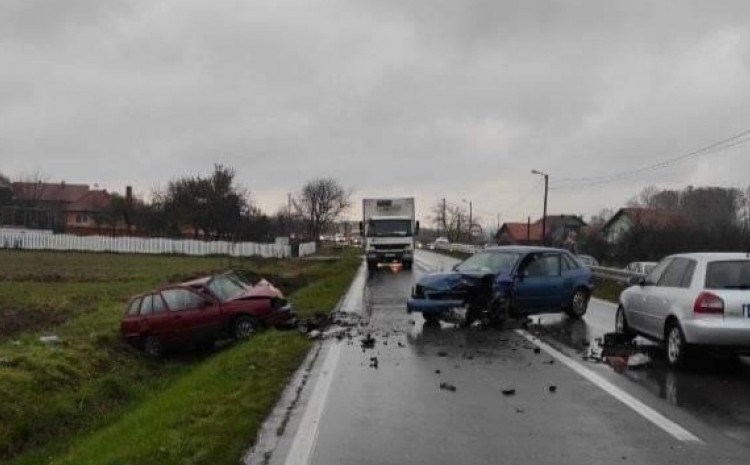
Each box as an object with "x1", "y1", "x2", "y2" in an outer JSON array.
[
  {"x1": 233, "y1": 315, "x2": 259, "y2": 340},
  {"x1": 142, "y1": 334, "x2": 163, "y2": 359}
]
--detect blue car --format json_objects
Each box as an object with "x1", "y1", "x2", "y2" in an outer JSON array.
[{"x1": 407, "y1": 246, "x2": 594, "y2": 324}]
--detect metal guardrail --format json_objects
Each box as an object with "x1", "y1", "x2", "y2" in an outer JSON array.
[
  {"x1": 433, "y1": 242, "x2": 480, "y2": 254},
  {"x1": 431, "y1": 242, "x2": 645, "y2": 285},
  {"x1": 590, "y1": 266, "x2": 644, "y2": 284}
]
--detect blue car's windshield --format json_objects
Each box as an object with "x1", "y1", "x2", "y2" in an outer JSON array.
[{"x1": 455, "y1": 251, "x2": 521, "y2": 274}]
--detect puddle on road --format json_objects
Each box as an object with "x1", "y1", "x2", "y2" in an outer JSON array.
[{"x1": 527, "y1": 313, "x2": 750, "y2": 446}]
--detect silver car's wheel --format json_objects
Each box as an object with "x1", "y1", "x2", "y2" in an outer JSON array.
[
  {"x1": 615, "y1": 307, "x2": 625, "y2": 332},
  {"x1": 666, "y1": 322, "x2": 687, "y2": 368},
  {"x1": 233, "y1": 316, "x2": 258, "y2": 340},
  {"x1": 567, "y1": 289, "x2": 589, "y2": 318},
  {"x1": 615, "y1": 306, "x2": 635, "y2": 337}
]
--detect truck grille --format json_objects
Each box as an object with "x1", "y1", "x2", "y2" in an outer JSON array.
[{"x1": 373, "y1": 244, "x2": 409, "y2": 250}]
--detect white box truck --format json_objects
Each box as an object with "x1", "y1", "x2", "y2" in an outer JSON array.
[{"x1": 361, "y1": 198, "x2": 419, "y2": 271}]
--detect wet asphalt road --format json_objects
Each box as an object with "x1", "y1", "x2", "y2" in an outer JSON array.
[{"x1": 290, "y1": 250, "x2": 750, "y2": 464}]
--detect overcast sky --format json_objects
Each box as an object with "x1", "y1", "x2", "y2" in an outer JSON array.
[{"x1": 3, "y1": 0, "x2": 750, "y2": 227}]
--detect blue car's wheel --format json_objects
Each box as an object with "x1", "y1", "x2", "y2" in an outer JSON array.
[
  {"x1": 566, "y1": 288, "x2": 589, "y2": 318},
  {"x1": 423, "y1": 313, "x2": 440, "y2": 325}
]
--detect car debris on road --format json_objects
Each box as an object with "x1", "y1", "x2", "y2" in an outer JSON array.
[{"x1": 440, "y1": 382, "x2": 457, "y2": 392}]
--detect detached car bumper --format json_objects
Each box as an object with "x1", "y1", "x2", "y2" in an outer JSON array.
[{"x1": 406, "y1": 297, "x2": 464, "y2": 314}]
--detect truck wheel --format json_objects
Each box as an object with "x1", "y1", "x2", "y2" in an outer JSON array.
[
  {"x1": 423, "y1": 313, "x2": 440, "y2": 326},
  {"x1": 367, "y1": 261, "x2": 378, "y2": 272},
  {"x1": 402, "y1": 260, "x2": 412, "y2": 270}
]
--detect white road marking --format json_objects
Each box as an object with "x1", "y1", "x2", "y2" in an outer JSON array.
[
  {"x1": 284, "y1": 342, "x2": 343, "y2": 465},
  {"x1": 516, "y1": 329, "x2": 703, "y2": 443},
  {"x1": 283, "y1": 263, "x2": 366, "y2": 465}
]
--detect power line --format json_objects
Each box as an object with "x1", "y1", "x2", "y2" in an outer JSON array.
[
  {"x1": 552, "y1": 127, "x2": 750, "y2": 190},
  {"x1": 502, "y1": 179, "x2": 543, "y2": 215}
]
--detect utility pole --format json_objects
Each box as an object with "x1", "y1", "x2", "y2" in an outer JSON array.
[
  {"x1": 442, "y1": 198, "x2": 447, "y2": 235},
  {"x1": 287, "y1": 192, "x2": 292, "y2": 237},
  {"x1": 532, "y1": 170, "x2": 549, "y2": 245},
  {"x1": 527, "y1": 216, "x2": 531, "y2": 243},
  {"x1": 469, "y1": 201, "x2": 473, "y2": 229}
]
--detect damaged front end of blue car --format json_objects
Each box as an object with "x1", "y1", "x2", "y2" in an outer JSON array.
[{"x1": 406, "y1": 270, "x2": 514, "y2": 318}]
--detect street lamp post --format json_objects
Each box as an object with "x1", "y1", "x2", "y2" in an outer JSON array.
[{"x1": 531, "y1": 170, "x2": 549, "y2": 245}]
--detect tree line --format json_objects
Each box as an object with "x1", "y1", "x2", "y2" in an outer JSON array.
[
  {"x1": 0, "y1": 166, "x2": 351, "y2": 242},
  {"x1": 579, "y1": 185, "x2": 750, "y2": 265}
]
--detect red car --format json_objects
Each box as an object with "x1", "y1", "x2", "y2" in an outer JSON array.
[{"x1": 120, "y1": 272, "x2": 297, "y2": 357}]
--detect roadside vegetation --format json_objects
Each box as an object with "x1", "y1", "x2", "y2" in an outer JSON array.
[
  {"x1": 591, "y1": 278, "x2": 623, "y2": 304},
  {"x1": 0, "y1": 247, "x2": 361, "y2": 465}
]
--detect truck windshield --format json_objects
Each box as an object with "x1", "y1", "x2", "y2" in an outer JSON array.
[{"x1": 368, "y1": 219, "x2": 412, "y2": 237}]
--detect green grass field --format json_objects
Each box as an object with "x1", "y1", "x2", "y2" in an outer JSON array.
[{"x1": 0, "y1": 248, "x2": 361, "y2": 465}]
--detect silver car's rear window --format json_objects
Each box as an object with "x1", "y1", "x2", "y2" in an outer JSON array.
[{"x1": 705, "y1": 261, "x2": 750, "y2": 289}]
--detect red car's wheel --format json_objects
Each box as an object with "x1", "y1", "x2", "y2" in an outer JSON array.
[
  {"x1": 143, "y1": 334, "x2": 163, "y2": 359},
  {"x1": 233, "y1": 315, "x2": 259, "y2": 340}
]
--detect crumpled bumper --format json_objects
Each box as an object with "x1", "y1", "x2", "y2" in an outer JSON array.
[
  {"x1": 267, "y1": 305, "x2": 298, "y2": 328},
  {"x1": 406, "y1": 297, "x2": 464, "y2": 314}
]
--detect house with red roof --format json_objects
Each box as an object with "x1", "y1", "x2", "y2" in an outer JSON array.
[
  {"x1": 496, "y1": 215, "x2": 587, "y2": 246},
  {"x1": 2, "y1": 181, "x2": 131, "y2": 235}
]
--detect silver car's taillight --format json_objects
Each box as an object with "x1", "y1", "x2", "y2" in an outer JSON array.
[{"x1": 693, "y1": 291, "x2": 724, "y2": 315}]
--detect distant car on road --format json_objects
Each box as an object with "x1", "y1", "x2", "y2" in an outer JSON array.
[
  {"x1": 121, "y1": 272, "x2": 296, "y2": 357},
  {"x1": 576, "y1": 254, "x2": 599, "y2": 267},
  {"x1": 617, "y1": 253, "x2": 750, "y2": 368},
  {"x1": 428, "y1": 237, "x2": 450, "y2": 250},
  {"x1": 624, "y1": 261, "x2": 657, "y2": 275},
  {"x1": 407, "y1": 246, "x2": 594, "y2": 325}
]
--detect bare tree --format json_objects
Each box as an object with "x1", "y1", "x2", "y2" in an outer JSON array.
[
  {"x1": 15, "y1": 169, "x2": 49, "y2": 206},
  {"x1": 589, "y1": 208, "x2": 615, "y2": 226},
  {"x1": 430, "y1": 200, "x2": 471, "y2": 242},
  {"x1": 293, "y1": 178, "x2": 351, "y2": 240},
  {"x1": 0, "y1": 172, "x2": 11, "y2": 206}
]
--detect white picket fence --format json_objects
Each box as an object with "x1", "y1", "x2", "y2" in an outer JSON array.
[
  {"x1": 299, "y1": 241, "x2": 317, "y2": 257},
  {"x1": 0, "y1": 230, "x2": 300, "y2": 258}
]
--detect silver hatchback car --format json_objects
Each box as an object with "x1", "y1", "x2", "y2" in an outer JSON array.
[{"x1": 617, "y1": 252, "x2": 750, "y2": 367}]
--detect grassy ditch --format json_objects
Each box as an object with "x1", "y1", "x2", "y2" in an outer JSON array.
[
  {"x1": 591, "y1": 278, "x2": 624, "y2": 304},
  {"x1": 0, "y1": 247, "x2": 361, "y2": 465}
]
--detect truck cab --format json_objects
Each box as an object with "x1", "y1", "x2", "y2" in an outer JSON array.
[{"x1": 361, "y1": 198, "x2": 419, "y2": 271}]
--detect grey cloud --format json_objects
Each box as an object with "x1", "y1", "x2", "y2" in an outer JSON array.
[{"x1": 2, "y1": 0, "x2": 750, "y2": 225}]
